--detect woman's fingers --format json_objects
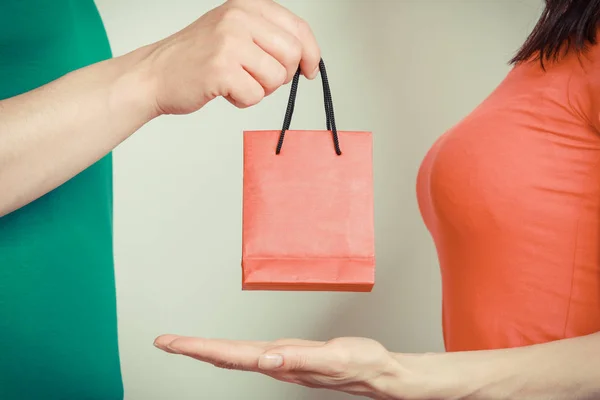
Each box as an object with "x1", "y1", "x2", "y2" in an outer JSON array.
[
  {"x1": 258, "y1": 344, "x2": 345, "y2": 375},
  {"x1": 154, "y1": 335, "x2": 332, "y2": 372},
  {"x1": 155, "y1": 336, "x2": 269, "y2": 371}
]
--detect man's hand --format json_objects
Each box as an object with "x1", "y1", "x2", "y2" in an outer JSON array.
[
  {"x1": 154, "y1": 335, "x2": 404, "y2": 399},
  {"x1": 145, "y1": 0, "x2": 321, "y2": 115},
  {"x1": 0, "y1": 0, "x2": 319, "y2": 216}
]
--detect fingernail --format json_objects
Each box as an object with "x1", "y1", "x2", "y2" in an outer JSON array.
[
  {"x1": 166, "y1": 345, "x2": 181, "y2": 354},
  {"x1": 155, "y1": 341, "x2": 181, "y2": 354},
  {"x1": 308, "y1": 66, "x2": 319, "y2": 79},
  {"x1": 258, "y1": 354, "x2": 283, "y2": 370}
]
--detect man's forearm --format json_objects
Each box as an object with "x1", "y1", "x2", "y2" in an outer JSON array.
[
  {"x1": 0, "y1": 44, "x2": 157, "y2": 217},
  {"x1": 0, "y1": 0, "x2": 324, "y2": 218},
  {"x1": 384, "y1": 332, "x2": 600, "y2": 400}
]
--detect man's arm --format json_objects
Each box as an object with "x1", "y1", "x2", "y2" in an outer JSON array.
[
  {"x1": 0, "y1": 47, "x2": 155, "y2": 216},
  {"x1": 0, "y1": 0, "x2": 321, "y2": 217}
]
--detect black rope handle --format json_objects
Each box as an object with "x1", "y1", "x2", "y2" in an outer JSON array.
[{"x1": 275, "y1": 58, "x2": 342, "y2": 155}]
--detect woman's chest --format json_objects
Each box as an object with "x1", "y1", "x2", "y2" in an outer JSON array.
[{"x1": 417, "y1": 104, "x2": 600, "y2": 241}]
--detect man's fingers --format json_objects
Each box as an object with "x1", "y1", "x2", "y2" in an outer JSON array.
[
  {"x1": 247, "y1": 17, "x2": 303, "y2": 84},
  {"x1": 248, "y1": 0, "x2": 321, "y2": 79},
  {"x1": 222, "y1": 68, "x2": 265, "y2": 109},
  {"x1": 241, "y1": 44, "x2": 288, "y2": 95},
  {"x1": 258, "y1": 344, "x2": 346, "y2": 375}
]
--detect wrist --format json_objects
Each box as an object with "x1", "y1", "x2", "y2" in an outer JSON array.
[
  {"x1": 389, "y1": 351, "x2": 520, "y2": 400},
  {"x1": 363, "y1": 354, "x2": 411, "y2": 400},
  {"x1": 109, "y1": 43, "x2": 163, "y2": 123},
  {"x1": 389, "y1": 352, "x2": 465, "y2": 400},
  {"x1": 372, "y1": 352, "x2": 459, "y2": 400}
]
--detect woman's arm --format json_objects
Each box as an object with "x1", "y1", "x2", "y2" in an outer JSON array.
[
  {"x1": 0, "y1": 0, "x2": 320, "y2": 217},
  {"x1": 393, "y1": 332, "x2": 600, "y2": 400},
  {"x1": 153, "y1": 333, "x2": 600, "y2": 400}
]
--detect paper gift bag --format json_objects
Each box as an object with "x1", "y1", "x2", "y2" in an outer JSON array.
[{"x1": 242, "y1": 59, "x2": 375, "y2": 292}]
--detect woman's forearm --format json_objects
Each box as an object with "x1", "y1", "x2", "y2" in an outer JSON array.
[
  {"x1": 0, "y1": 45, "x2": 157, "y2": 217},
  {"x1": 386, "y1": 332, "x2": 600, "y2": 400}
]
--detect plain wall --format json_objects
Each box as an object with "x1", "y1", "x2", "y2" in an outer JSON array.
[{"x1": 96, "y1": 1, "x2": 543, "y2": 399}]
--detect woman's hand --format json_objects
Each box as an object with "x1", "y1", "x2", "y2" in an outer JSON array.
[
  {"x1": 144, "y1": 0, "x2": 321, "y2": 115},
  {"x1": 154, "y1": 335, "x2": 404, "y2": 399},
  {"x1": 156, "y1": 332, "x2": 600, "y2": 400}
]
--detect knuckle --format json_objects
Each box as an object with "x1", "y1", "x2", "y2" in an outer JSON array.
[
  {"x1": 274, "y1": 35, "x2": 301, "y2": 67},
  {"x1": 269, "y1": 66, "x2": 287, "y2": 88},
  {"x1": 226, "y1": 0, "x2": 254, "y2": 7},
  {"x1": 262, "y1": 82, "x2": 278, "y2": 95},
  {"x1": 310, "y1": 47, "x2": 321, "y2": 63},
  {"x1": 293, "y1": 354, "x2": 310, "y2": 370},
  {"x1": 287, "y1": 40, "x2": 303, "y2": 63},
  {"x1": 295, "y1": 17, "x2": 310, "y2": 34},
  {"x1": 248, "y1": 87, "x2": 265, "y2": 105},
  {"x1": 213, "y1": 29, "x2": 239, "y2": 54},
  {"x1": 220, "y1": 7, "x2": 246, "y2": 23},
  {"x1": 323, "y1": 344, "x2": 352, "y2": 377},
  {"x1": 259, "y1": 75, "x2": 280, "y2": 95},
  {"x1": 281, "y1": 43, "x2": 302, "y2": 78},
  {"x1": 329, "y1": 356, "x2": 351, "y2": 377},
  {"x1": 277, "y1": 65, "x2": 288, "y2": 84},
  {"x1": 207, "y1": 58, "x2": 231, "y2": 81},
  {"x1": 238, "y1": 87, "x2": 264, "y2": 108}
]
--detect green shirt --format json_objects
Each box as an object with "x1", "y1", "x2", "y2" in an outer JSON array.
[{"x1": 0, "y1": 1, "x2": 122, "y2": 399}]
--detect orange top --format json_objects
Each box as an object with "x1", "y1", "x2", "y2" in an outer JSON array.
[{"x1": 417, "y1": 48, "x2": 600, "y2": 352}]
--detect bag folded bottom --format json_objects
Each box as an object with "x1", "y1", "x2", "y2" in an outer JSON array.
[{"x1": 241, "y1": 258, "x2": 375, "y2": 292}]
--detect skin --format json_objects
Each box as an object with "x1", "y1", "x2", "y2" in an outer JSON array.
[
  {"x1": 154, "y1": 332, "x2": 600, "y2": 399},
  {"x1": 0, "y1": 0, "x2": 321, "y2": 217}
]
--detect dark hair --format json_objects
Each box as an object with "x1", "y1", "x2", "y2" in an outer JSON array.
[{"x1": 510, "y1": 0, "x2": 600, "y2": 68}]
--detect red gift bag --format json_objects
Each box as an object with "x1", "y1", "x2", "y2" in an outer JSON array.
[{"x1": 242, "y1": 59, "x2": 375, "y2": 292}]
